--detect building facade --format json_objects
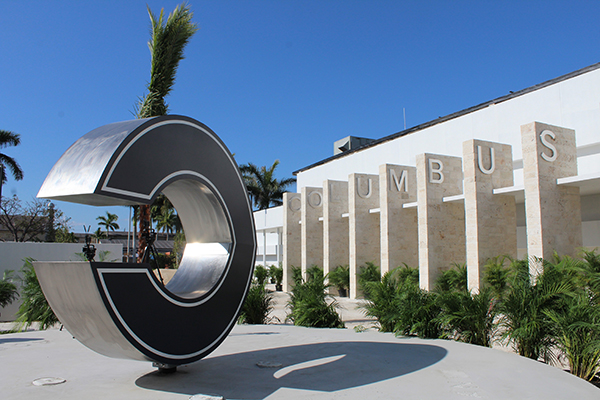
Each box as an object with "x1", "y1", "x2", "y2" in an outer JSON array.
[{"x1": 259, "y1": 63, "x2": 600, "y2": 298}]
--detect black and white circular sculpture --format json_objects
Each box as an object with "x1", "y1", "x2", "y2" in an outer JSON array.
[{"x1": 36, "y1": 115, "x2": 256, "y2": 365}]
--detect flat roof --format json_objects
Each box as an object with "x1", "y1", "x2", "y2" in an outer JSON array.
[{"x1": 294, "y1": 62, "x2": 600, "y2": 176}]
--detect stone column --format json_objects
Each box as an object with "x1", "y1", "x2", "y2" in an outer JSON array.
[
  {"x1": 521, "y1": 122, "x2": 582, "y2": 273},
  {"x1": 463, "y1": 140, "x2": 517, "y2": 291},
  {"x1": 301, "y1": 187, "x2": 324, "y2": 278},
  {"x1": 323, "y1": 180, "x2": 349, "y2": 283},
  {"x1": 417, "y1": 154, "x2": 465, "y2": 290},
  {"x1": 282, "y1": 192, "x2": 301, "y2": 292},
  {"x1": 349, "y1": 173, "x2": 380, "y2": 299},
  {"x1": 379, "y1": 164, "x2": 418, "y2": 275}
]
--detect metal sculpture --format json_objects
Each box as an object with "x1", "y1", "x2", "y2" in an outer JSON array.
[{"x1": 36, "y1": 115, "x2": 256, "y2": 367}]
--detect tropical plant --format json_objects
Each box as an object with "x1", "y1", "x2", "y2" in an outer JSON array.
[
  {"x1": 436, "y1": 287, "x2": 497, "y2": 347},
  {"x1": 435, "y1": 262, "x2": 468, "y2": 293},
  {"x1": 172, "y1": 231, "x2": 186, "y2": 267},
  {"x1": 395, "y1": 282, "x2": 442, "y2": 339},
  {"x1": 286, "y1": 266, "x2": 343, "y2": 328},
  {"x1": 0, "y1": 270, "x2": 19, "y2": 309},
  {"x1": 254, "y1": 265, "x2": 269, "y2": 285},
  {"x1": 357, "y1": 261, "x2": 380, "y2": 299},
  {"x1": 154, "y1": 207, "x2": 176, "y2": 240},
  {"x1": 482, "y1": 255, "x2": 512, "y2": 299},
  {"x1": 0, "y1": 129, "x2": 23, "y2": 199},
  {"x1": 16, "y1": 258, "x2": 59, "y2": 330},
  {"x1": 362, "y1": 269, "x2": 402, "y2": 332},
  {"x1": 305, "y1": 264, "x2": 323, "y2": 282},
  {"x1": 498, "y1": 256, "x2": 577, "y2": 363},
  {"x1": 328, "y1": 265, "x2": 350, "y2": 296},
  {"x1": 96, "y1": 211, "x2": 120, "y2": 239},
  {"x1": 239, "y1": 160, "x2": 296, "y2": 210},
  {"x1": 269, "y1": 264, "x2": 284, "y2": 290},
  {"x1": 291, "y1": 265, "x2": 303, "y2": 286},
  {"x1": 545, "y1": 292, "x2": 600, "y2": 380},
  {"x1": 93, "y1": 227, "x2": 106, "y2": 242},
  {"x1": 238, "y1": 283, "x2": 274, "y2": 324},
  {"x1": 135, "y1": 2, "x2": 198, "y2": 261}
]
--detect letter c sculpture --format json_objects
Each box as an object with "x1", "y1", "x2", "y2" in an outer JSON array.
[{"x1": 36, "y1": 115, "x2": 256, "y2": 366}]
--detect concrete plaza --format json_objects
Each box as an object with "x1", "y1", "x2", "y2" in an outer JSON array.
[{"x1": 2, "y1": 295, "x2": 599, "y2": 400}]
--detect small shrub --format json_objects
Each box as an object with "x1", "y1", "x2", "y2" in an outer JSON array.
[
  {"x1": 287, "y1": 266, "x2": 343, "y2": 328},
  {"x1": 328, "y1": 265, "x2": 350, "y2": 296},
  {"x1": 545, "y1": 292, "x2": 600, "y2": 381},
  {"x1": 436, "y1": 287, "x2": 497, "y2": 347},
  {"x1": 291, "y1": 265, "x2": 303, "y2": 286},
  {"x1": 482, "y1": 255, "x2": 511, "y2": 299},
  {"x1": 358, "y1": 262, "x2": 380, "y2": 299},
  {"x1": 362, "y1": 270, "x2": 401, "y2": 332},
  {"x1": 269, "y1": 264, "x2": 284, "y2": 289},
  {"x1": 435, "y1": 262, "x2": 467, "y2": 293},
  {"x1": 254, "y1": 265, "x2": 269, "y2": 285},
  {"x1": 16, "y1": 258, "x2": 59, "y2": 330},
  {"x1": 0, "y1": 270, "x2": 19, "y2": 309},
  {"x1": 239, "y1": 283, "x2": 274, "y2": 324}
]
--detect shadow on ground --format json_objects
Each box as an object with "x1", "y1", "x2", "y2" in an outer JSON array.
[{"x1": 136, "y1": 339, "x2": 447, "y2": 399}]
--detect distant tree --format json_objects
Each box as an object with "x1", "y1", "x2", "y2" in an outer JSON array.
[
  {"x1": 0, "y1": 196, "x2": 66, "y2": 242},
  {"x1": 135, "y1": 2, "x2": 198, "y2": 262},
  {"x1": 93, "y1": 227, "x2": 106, "y2": 242},
  {"x1": 239, "y1": 160, "x2": 296, "y2": 210},
  {"x1": 96, "y1": 211, "x2": 119, "y2": 239},
  {"x1": 0, "y1": 129, "x2": 24, "y2": 199}
]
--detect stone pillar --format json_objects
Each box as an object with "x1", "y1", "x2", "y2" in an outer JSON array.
[
  {"x1": 417, "y1": 154, "x2": 465, "y2": 290},
  {"x1": 463, "y1": 140, "x2": 517, "y2": 291},
  {"x1": 282, "y1": 192, "x2": 301, "y2": 292},
  {"x1": 301, "y1": 187, "x2": 324, "y2": 278},
  {"x1": 379, "y1": 164, "x2": 418, "y2": 275},
  {"x1": 323, "y1": 180, "x2": 349, "y2": 282},
  {"x1": 349, "y1": 173, "x2": 380, "y2": 299},
  {"x1": 521, "y1": 122, "x2": 582, "y2": 273}
]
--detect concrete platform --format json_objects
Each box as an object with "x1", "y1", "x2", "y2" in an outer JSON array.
[{"x1": 1, "y1": 323, "x2": 598, "y2": 399}]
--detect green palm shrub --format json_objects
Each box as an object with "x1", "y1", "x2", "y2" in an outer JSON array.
[
  {"x1": 254, "y1": 265, "x2": 269, "y2": 285},
  {"x1": 269, "y1": 264, "x2": 284, "y2": 290},
  {"x1": 396, "y1": 283, "x2": 442, "y2": 338},
  {"x1": 498, "y1": 256, "x2": 577, "y2": 362},
  {"x1": 286, "y1": 266, "x2": 343, "y2": 328},
  {"x1": 362, "y1": 269, "x2": 401, "y2": 332},
  {"x1": 328, "y1": 265, "x2": 350, "y2": 296},
  {"x1": 435, "y1": 262, "x2": 467, "y2": 293},
  {"x1": 482, "y1": 255, "x2": 512, "y2": 299},
  {"x1": 358, "y1": 262, "x2": 380, "y2": 299},
  {"x1": 545, "y1": 292, "x2": 600, "y2": 380},
  {"x1": 436, "y1": 287, "x2": 497, "y2": 347},
  {"x1": 0, "y1": 270, "x2": 19, "y2": 309},
  {"x1": 16, "y1": 258, "x2": 59, "y2": 330},
  {"x1": 290, "y1": 265, "x2": 303, "y2": 286},
  {"x1": 239, "y1": 283, "x2": 274, "y2": 324}
]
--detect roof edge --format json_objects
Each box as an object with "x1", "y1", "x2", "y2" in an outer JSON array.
[{"x1": 293, "y1": 61, "x2": 600, "y2": 176}]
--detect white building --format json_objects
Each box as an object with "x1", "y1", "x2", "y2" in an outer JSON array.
[{"x1": 256, "y1": 62, "x2": 600, "y2": 297}]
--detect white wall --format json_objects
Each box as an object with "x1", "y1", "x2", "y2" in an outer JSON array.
[
  {"x1": 0, "y1": 242, "x2": 122, "y2": 322},
  {"x1": 297, "y1": 67, "x2": 600, "y2": 189}
]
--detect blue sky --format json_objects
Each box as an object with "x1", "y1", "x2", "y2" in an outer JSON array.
[{"x1": 1, "y1": 0, "x2": 600, "y2": 233}]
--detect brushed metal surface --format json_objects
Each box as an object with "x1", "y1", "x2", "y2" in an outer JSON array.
[{"x1": 35, "y1": 115, "x2": 256, "y2": 364}]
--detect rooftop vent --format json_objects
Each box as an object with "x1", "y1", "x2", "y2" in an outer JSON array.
[{"x1": 333, "y1": 136, "x2": 375, "y2": 155}]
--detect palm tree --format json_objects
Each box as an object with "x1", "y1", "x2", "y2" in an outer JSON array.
[
  {"x1": 0, "y1": 130, "x2": 24, "y2": 199},
  {"x1": 135, "y1": 2, "x2": 198, "y2": 262},
  {"x1": 239, "y1": 160, "x2": 296, "y2": 210},
  {"x1": 155, "y1": 208, "x2": 176, "y2": 240},
  {"x1": 96, "y1": 212, "x2": 120, "y2": 239}
]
